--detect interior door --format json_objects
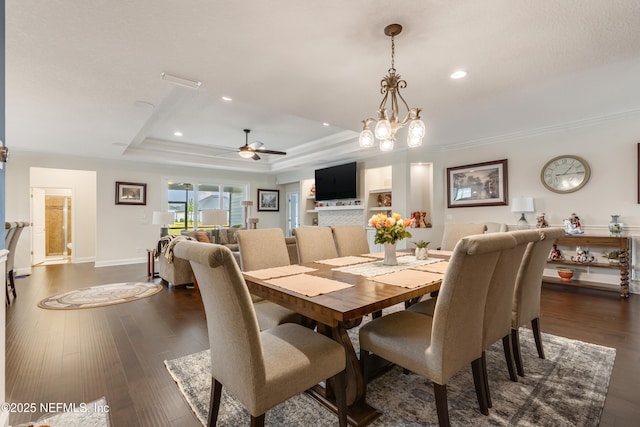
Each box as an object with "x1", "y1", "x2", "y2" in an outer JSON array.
[{"x1": 31, "y1": 187, "x2": 46, "y2": 264}]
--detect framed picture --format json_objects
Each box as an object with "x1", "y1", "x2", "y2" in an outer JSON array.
[
  {"x1": 446, "y1": 159, "x2": 508, "y2": 208},
  {"x1": 115, "y1": 181, "x2": 147, "y2": 205},
  {"x1": 257, "y1": 189, "x2": 279, "y2": 211}
]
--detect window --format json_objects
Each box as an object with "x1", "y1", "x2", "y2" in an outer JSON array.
[{"x1": 166, "y1": 181, "x2": 246, "y2": 234}]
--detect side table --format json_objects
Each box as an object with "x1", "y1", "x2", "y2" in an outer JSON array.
[{"x1": 147, "y1": 249, "x2": 159, "y2": 279}]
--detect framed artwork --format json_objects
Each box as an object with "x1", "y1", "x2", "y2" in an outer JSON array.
[
  {"x1": 115, "y1": 181, "x2": 147, "y2": 205},
  {"x1": 257, "y1": 189, "x2": 279, "y2": 211},
  {"x1": 446, "y1": 159, "x2": 508, "y2": 208}
]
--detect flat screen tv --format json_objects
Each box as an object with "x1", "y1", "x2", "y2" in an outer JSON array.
[{"x1": 314, "y1": 162, "x2": 357, "y2": 201}]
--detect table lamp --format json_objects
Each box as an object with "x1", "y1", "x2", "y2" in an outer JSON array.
[
  {"x1": 511, "y1": 197, "x2": 535, "y2": 230},
  {"x1": 201, "y1": 209, "x2": 228, "y2": 243},
  {"x1": 241, "y1": 200, "x2": 253, "y2": 228},
  {"x1": 248, "y1": 217, "x2": 259, "y2": 229},
  {"x1": 152, "y1": 211, "x2": 175, "y2": 237}
]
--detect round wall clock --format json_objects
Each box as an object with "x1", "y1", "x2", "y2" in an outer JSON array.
[{"x1": 540, "y1": 155, "x2": 591, "y2": 193}]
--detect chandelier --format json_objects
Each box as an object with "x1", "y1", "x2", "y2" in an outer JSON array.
[{"x1": 359, "y1": 24, "x2": 425, "y2": 151}]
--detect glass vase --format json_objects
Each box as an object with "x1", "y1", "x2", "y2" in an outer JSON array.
[
  {"x1": 383, "y1": 242, "x2": 398, "y2": 266},
  {"x1": 609, "y1": 215, "x2": 623, "y2": 237}
]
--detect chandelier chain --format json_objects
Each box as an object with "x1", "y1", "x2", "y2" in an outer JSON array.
[{"x1": 390, "y1": 35, "x2": 395, "y2": 71}]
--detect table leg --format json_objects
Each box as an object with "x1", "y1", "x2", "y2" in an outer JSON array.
[
  {"x1": 311, "y1": 323, "x2": 381, "y2": 426},
  {"x1": 147, "y1": 249, "x2": 159, "y2": 279}
]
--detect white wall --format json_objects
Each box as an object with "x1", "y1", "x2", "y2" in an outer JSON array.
[
  {"x1": 5, "y1": 153, "x2": 284, "y2": 271},
  {"x1": 7, "y1": 111, "x2": 640, "y2": 292}
]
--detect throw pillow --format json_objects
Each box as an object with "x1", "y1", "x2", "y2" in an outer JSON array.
[
  {"x1": 195, "y1": 231, "x2": 211, "y2": 243},
  {"x1": 217, "y1": 229, "x2": 229, "y2": 245}
]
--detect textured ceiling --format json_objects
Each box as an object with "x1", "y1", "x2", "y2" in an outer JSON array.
[{"x1": 6, "y1": 0, "x2": 640, "y2": 173}]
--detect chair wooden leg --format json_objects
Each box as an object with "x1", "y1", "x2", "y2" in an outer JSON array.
[
  {"x1": 433, "y1": 383, "x2": 450, "y2": 427},
  {"x1": 250, "y1": 414, "x2": 265, "y2": 427},
  {"x1": 9, "y1": 270, "x2": 16, "y2": 298},
  {"x1": 208, "y1": 377, "x2": 222, "y2": 427},
  {"x1": 333, "y1": 370, "x2": 348, "y2": 427},
  {"x1": 471, "y1": 357, "x2": 489, "y2": 415},
  {"x1": 511, "y1": 328, "x2": 525, "y2": 377},
  {"x1": 502, "y1": 334, "x2": 518, "y2": 382},
  {"x1": 532, "y1": 317, "x2": 545, "y2": 359},
  {"x1": 480, "y1": 352, "x2": 492, "y2": 409}
]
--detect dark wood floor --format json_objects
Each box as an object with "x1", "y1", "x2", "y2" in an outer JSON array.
[{"x1": 6, "y1": 263, "x2": 640, "y2": 426}]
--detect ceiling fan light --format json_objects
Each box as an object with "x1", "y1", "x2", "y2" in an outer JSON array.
[
  {"x1": 374, "y1": 119, "x2": 392, "y2": 140},
  {"x1": 359, "y1": 129, "x2": 375, "y2": 148},
  {"x1": 238, "y1": 150, "x2": 255, "y2": 159},
  {"x1": 379, "y1": 138, "x2": 394, "y2": 152}
]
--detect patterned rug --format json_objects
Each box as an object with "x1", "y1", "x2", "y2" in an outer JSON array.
[
  {"x1": 165, "y1": 319, "x2": 615, "y2": 426},
  {"x1": 38, "y1": 282, "x2": 163, "y2": 310}
]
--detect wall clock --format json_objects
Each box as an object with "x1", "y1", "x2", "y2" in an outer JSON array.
[{"x1": 540, "y1": 155, "x2": 591, "y2": 193}]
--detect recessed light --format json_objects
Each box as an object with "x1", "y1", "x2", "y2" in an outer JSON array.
[
  {"x1": 221, "y1": 96, "x2": 232, "y2": 101},
  {"x1": 450, "y1": 70, "x2": 467, "y2": 79},
  {"x1": 322, "y1": 122, "x2": 330, "y2": 127},
  {"x1": 174, "y1": 131, "x2": 183, "y2": 137}
]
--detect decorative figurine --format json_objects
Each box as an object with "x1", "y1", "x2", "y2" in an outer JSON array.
[
  {"x1": 411, "y1": 211, "x2": 430, "y2": 228},
  {"x1": 309, "y1": 184, "x2": 315, "y2": 196},
  {"x1": 549, "y1": 244, "x2": 563, "y2": 261},
  {"x1": 571, "y1": 246, "x2": 595, "y2": 263},
  {"x1": 536, "y1": 212, "x2": 548, "y2": 228},
  {"x1": 563, "y1": 213, "x2": 584, "y2": 235}
]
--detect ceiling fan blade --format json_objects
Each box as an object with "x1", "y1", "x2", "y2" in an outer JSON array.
[
  {"x1": 252, "y1": 153, "x2": 261, "y2": 160},
  {"x1": 254, "y1": 148, "x2": 287, "y2": 156}
]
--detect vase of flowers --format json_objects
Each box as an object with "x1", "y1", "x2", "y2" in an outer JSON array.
[{"x1": 368, "y1": 212, "x2": 414, "y2": 266}]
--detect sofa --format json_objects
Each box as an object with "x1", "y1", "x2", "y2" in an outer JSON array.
[{"x1": 157, "y1": 229, "x2": 300, "y2": 286}]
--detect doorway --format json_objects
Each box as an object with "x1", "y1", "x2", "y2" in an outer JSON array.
[
  {"x1": 287, "y1": 192, "x2": 299, "y2": 237},
  {"x1": 32, "y1": 188, "x2": 72, "y2": 265}
]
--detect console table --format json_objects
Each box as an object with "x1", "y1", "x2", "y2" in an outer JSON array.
[{"x1": 544, "y1": 235, "x2": 630, "y2": 298}]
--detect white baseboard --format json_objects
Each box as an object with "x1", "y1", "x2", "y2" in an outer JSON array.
[{"x1": 95, "y1": 257, "x2": 146, "y2": 268}]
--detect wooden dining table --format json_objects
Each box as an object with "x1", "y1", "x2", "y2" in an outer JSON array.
[{"x1": 243, "y1": 252, "x2": 449, "y2": 426}]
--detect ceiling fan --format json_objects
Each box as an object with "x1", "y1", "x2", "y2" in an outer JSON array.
[{"x1": 238, "y1": 129, "x2": 287, "y2": 160}]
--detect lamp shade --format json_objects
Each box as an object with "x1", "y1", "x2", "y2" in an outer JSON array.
[
  {"x1": 241, "y1": 200, "x2": 253, "y2": 207},
  {"x1": 511, "y1": 197, "x2": 535, "y2": 213},
  {"x1": 152, "y1": 211, "x2": 175, "y2": 226},
  {"x1": 201, "y1": 209, "x2": 227, "y2": 226}
]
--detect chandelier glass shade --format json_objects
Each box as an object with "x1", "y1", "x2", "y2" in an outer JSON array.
[{"x1": 359, "y1": 24, "x2": 425, "y2": 151}]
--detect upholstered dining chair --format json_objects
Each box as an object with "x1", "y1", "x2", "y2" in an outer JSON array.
[
  {"x1": 511, "y1": 227, "x2": 565, "y2": 376},
  {"x1": 360, "y1": 233, "x2": 516, "y2": 426},
  {"x1": 484, "y1": 222, "x2": 508, "y2": 233},
  {"x1": 236, "y1": 228, "x2": 303, "y2": 330},
  {"x1": 439, "y1": 223, "x2": 487, "y2": 250},
  {"x1": 331, "y1": 225, "x2": 371, "y2": 256},
  {"x1": 293, "y1": 226, "x2": 339, "y2": 263},
  {"x1": 408, "y1": 230, "x2": 538, "y2": 408},
  {"x1": 173, "y1": 241, "x2": 347, "y2": 427}
]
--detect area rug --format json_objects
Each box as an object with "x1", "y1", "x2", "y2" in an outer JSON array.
[
  {"x1": 38, "y1": 282, "x2": 163, "y2": 310},
  {"x1": 165, "y1": 324, "x2": 615, "y2": 426},
  {"x1": 14, "y1": 396, "x2": 110, "y2": 427}
]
